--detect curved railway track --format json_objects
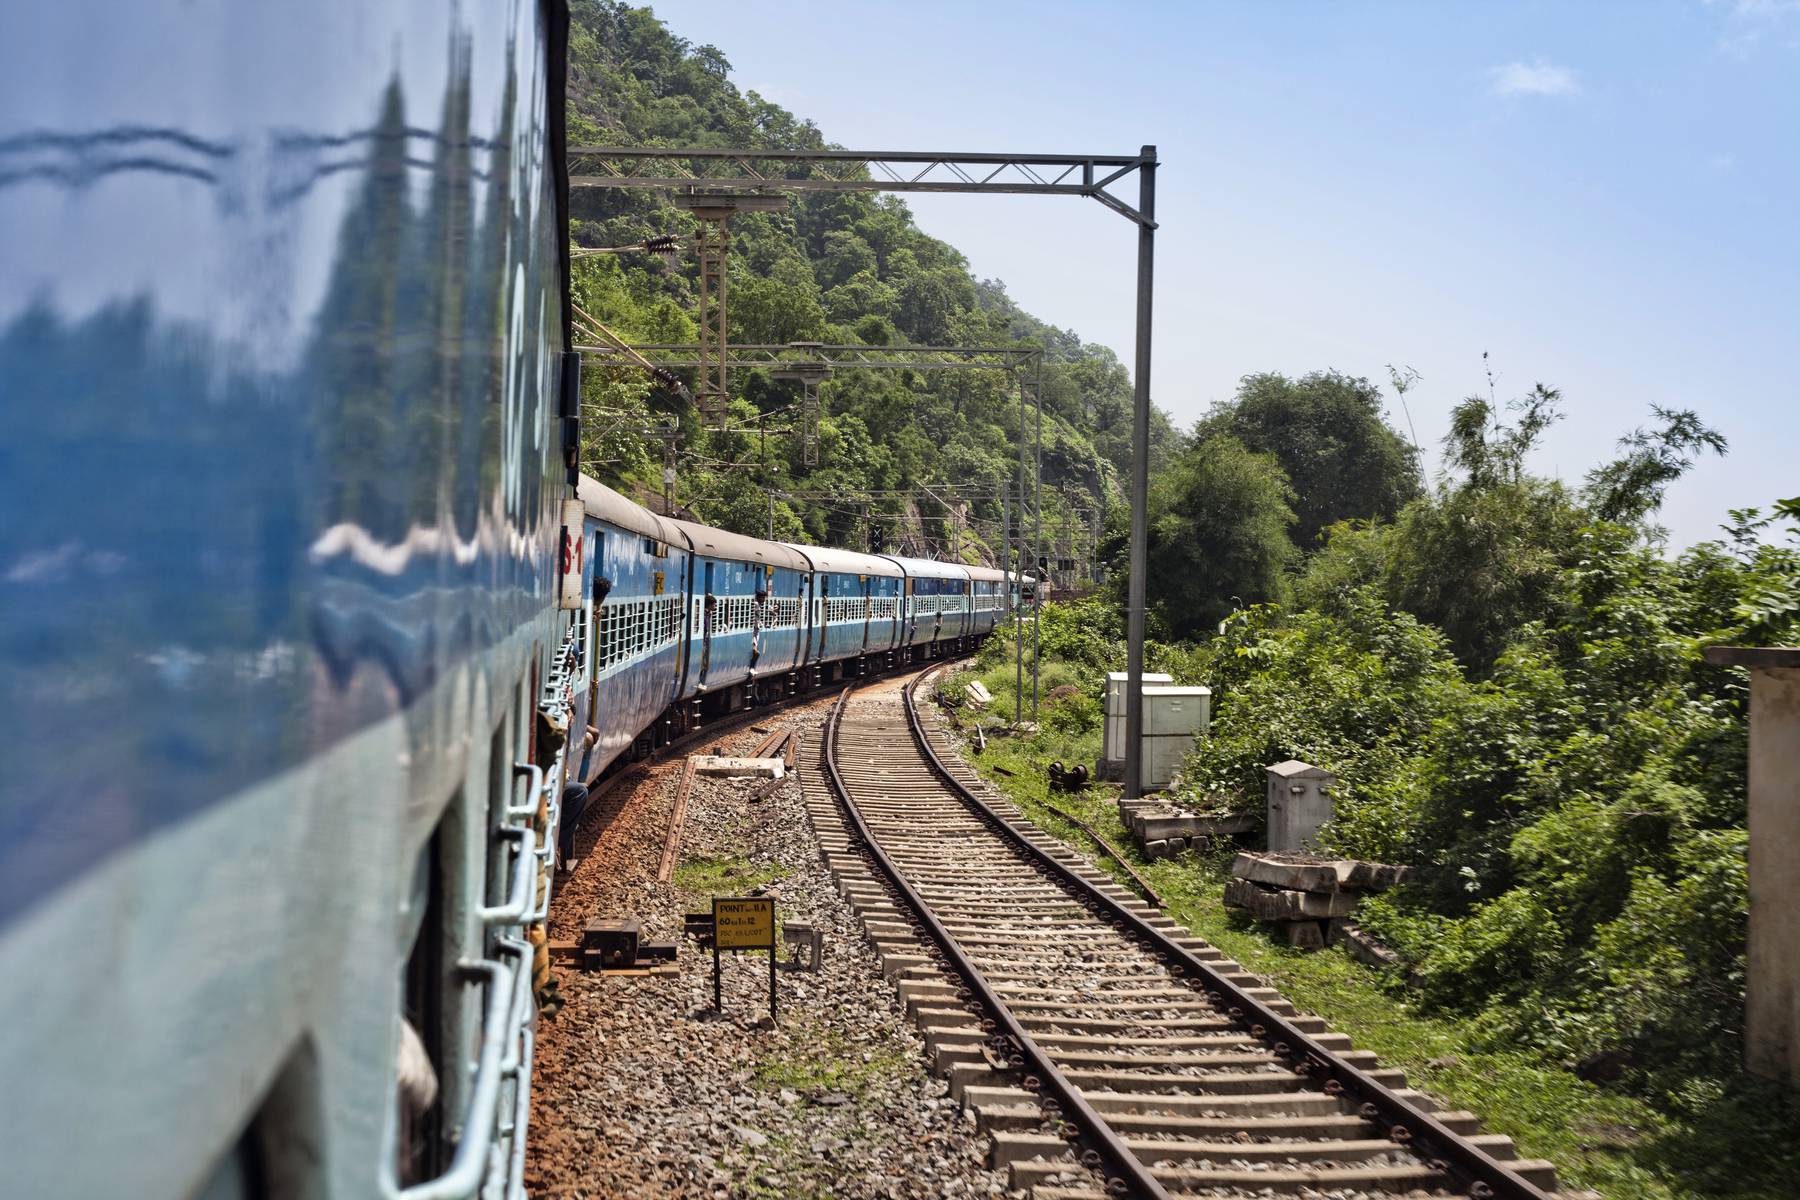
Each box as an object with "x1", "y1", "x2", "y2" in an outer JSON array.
[{"x1": 802, "y1": 665, "x2": 1573, "y2": 1200}]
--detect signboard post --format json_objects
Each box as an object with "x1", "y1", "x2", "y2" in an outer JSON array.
[{"x1": 711, "y1": 896, "x2": 778, "y2": 1021}]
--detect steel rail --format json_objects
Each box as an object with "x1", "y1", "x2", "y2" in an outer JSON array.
[
  {"x1": 1040, "y1": 799, "x2": 1165, "y2": 910},
  {"x1": 821, "y1": 684, "x2": 1168, "y2": 1200},
  {"x1": 897, "y1": 675, "x2": 1556, "y2": 1200}
]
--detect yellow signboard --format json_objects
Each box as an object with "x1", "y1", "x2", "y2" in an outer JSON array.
[{"x1": 713, "y1": 897, "x2": 775, "y2": 950}]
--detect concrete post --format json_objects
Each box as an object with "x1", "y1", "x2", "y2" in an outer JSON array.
[
  {"x1": 1705, "y1": 646, "x2": 1800, "y2": 1084},
  {"x1": 1266, "y1": 760, "x2": 1335, "y2": 852}
]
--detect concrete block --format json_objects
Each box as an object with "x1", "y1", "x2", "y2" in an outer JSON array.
[
  {"x1": 1223, "y1": 876, "x2": 1358, "y2": 920},
  {"x1": 690, "y1": 755, "x2": 785, "y2": 779},
  {"x1": 1329, "y1": 919, "x2": 1402, "y2": 967},
  {"x1": 1232, "y1": 851, "x2": 1410, "y2": 894}
]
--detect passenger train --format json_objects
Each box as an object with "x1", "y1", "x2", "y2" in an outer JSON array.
[
  {"x1": 569, "y1": 477, "x2": 1015, "y2": 787},
  {"x1": 0, "y1": 4, "x2": 1018, "y2": 1198}
]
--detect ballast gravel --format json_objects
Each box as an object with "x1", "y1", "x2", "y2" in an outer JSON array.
[{"x1": 527, "y1": 703, "x2": 1019, "y2": 1200}]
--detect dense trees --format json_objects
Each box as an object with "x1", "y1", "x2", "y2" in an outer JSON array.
[
  {"x1": 1194, "y1": 371, "x2": 1421, "y2": 549},
  {"x1": 1118, "y1": 371, "x2": 1417, "y2": 636},
  {"x1": 1136, "y1": 436, "x2": 1296, "y2": 638},
  {"x1": 1383, "y1": 387, "x2": 1588, "y2": 669},
  {"x1": 1177, "y1": 383, "x2": 1794, "y2": 1100}
]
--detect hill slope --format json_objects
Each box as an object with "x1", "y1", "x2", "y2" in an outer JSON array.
[{"x1": 564, "y1": 0, "x2": 1175, "y2": 563}]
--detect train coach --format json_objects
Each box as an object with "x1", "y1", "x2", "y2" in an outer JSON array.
[
  {"x1": 965, "y1": 564, "x2": 1010, "y2": 636},
  {"x1": 670, "y1": 518, "x2": 812, "y2": 705},
  {"x1": 885, "y1": 554, "x2": 974, "y2": 648},
  {"x1": 788, "y1": 542, "x2": 906, "y2": 668},
  {"x1": 571, "y1": 478, "x2": 691, "y2": 785},
  {"x1": 2, "y1": 3, "x2": 583, "y2": 1197}
]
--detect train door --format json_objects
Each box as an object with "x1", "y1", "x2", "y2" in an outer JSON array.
[
  {"x1": 860, "y1": 575, "x2": 872, "y2": 651},
  {"x1": 798, "y1": 572, "x2": 813, "y2": 666},
  {"x1": 793, "y1": 574, "x2": 808, "y2": 671},
  {"x1": 676, "y1": 551, "x2": 696, "y2": 699},
  {"x1": 586, "y1": 529, "x2": 605, "y2": 735},
  {"x1": 699, "y1": 561, "x2": 715, "y2": 688}
]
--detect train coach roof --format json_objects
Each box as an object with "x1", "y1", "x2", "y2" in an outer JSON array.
[
  {"x1": 780, "y1": 544, "x2": 903, "y2": 578},
  {"x1": 962, "y1": 564, "x2": 1006, "y2": 583},
  {"x1": 879, "y1": 555, "x2": 973, "y2": 582},
  {"x1": 578, "y1": 475, "x2": 678, "y2": 544},
  {"x1": 669, "y1": 518, "x2": 811, "y2": 571}
]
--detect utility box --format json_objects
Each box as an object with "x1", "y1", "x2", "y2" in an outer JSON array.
[
  {"x1": 1266, "y1": 760, "x2": 1335, "y2": 851},
  {"x1": 1098, "y1": 671, "x2": 1172, "y2": 780},
  {"x1": 581, "y1": 916, "x2": 641, "y2": 970},
  {"x1": 1141, "y1": 685, "x2": 1212, "y2": 791}
]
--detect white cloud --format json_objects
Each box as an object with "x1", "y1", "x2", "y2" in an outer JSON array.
[
  {"x1": 1708, "y1": 0, "x2": 1800, "y2": 17},
  {"x1": 1706, "y1": 0, "x2": 1800, "y2": 57},
  {"x1": 1489, "y1": 58, "x2": 1581, "y2": 97}
]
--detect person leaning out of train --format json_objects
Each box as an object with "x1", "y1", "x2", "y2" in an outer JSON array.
[{"x1": 558, "y1": 725, "x2": 599, "y2": 871}]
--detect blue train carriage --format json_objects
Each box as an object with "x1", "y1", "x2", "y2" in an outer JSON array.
[
  {"x1": 0, "y1": 2, "x2": 581, "y2": 1197},
  {"x1": 882, "y1": 555, "x2": 976, "y2": 654},
  {"x1": 785, "y1": 543, "x2": 905, "y2": 676},
  {"x1": 670, "y1": 520, "x2": 812, "y2": 711},
  {"x1": 573, "y1": 477, "x2": 691, "y2": 781},
  {"x1": 964, "y1": 564, "x2": 1008, "y2": 636}
]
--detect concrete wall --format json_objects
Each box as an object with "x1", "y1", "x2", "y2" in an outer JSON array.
[{"x1": 1746, "y1": 665, "x2": 1800, "y2": 1084}]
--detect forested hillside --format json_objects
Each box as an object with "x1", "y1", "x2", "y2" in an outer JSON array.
[{"x1": 564, "y1": 1, "x2": 1174, "y2": 559}]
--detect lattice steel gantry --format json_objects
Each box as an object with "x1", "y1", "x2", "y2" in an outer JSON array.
[
  {"x1": 668, "y1": 192, "x2": 789, "y2": 420},
  {"x1": 569, "y1": 144, "x2": 1158, "y2": 794}
]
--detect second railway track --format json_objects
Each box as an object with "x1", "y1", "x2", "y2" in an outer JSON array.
[{"x1": 802, "y1": 665, "x2": 1575, "y2": 1200}]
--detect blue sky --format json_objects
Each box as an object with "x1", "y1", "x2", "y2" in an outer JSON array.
[{"x1": 656, "y1": 0, "x2": 1797, "y2": 546}]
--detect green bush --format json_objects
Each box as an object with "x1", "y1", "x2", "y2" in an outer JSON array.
[{"x1": 1176, "y1": 501, "x2": 1800, "y2": 1106}]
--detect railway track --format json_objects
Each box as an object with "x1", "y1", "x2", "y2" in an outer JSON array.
[{"x1": 802, "y1": 666, "x2": 1573, "y2": 1200}]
